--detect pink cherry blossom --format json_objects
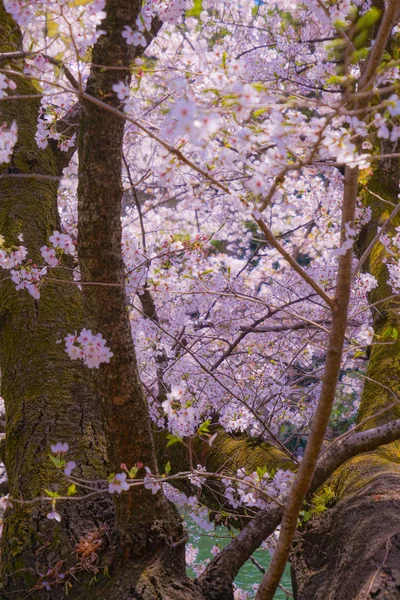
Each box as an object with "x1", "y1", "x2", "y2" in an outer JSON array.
[{"x1": 65, "y1": 329, "x2": 113, "y2": 369}]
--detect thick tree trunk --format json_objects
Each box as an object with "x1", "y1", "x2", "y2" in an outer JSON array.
[
  {"x1": 292, "y1": 461, "x2": 400, "y2": 600},
  {"x1": 74, "y1": 2, "x2": 205, "y2": 597},
  {"x1": 0, "y1": 6, "x2": 114, "y2": 599}
]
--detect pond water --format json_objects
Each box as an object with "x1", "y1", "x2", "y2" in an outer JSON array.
[{"x1": 186, "y1": 517, "x2": 293, "y2": 599}]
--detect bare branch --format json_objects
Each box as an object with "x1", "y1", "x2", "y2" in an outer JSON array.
[
  {"x1": 313, "y1": 418, "x2": 400, "y2": 485},
  {"x1": 254, "y1": 216, "x2": 335, "y2": 309},
  {"x1": 211, "y1": 309, "x2": 271, "y2": 371}
]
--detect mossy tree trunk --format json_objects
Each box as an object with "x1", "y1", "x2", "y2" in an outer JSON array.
[
  {"x1": 0, "y1": 5, "x2": 114, "y2": 599},
  {"x1": 74, "y1": 2, "x2": 204, "y2": 598}
]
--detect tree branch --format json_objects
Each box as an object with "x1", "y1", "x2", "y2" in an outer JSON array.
[
  {"x1": 253, "y1": 215, "x2": 334, "y2": 309},
  {"x1": 51, "y1": 101, "x2": 81, "y2": 174},
  {"x1": 198, "y1": 417, "x2": 400, "y2": 598},
  {"x1": 255, "y1": 164, "x2": 358, "y2": 600},
  {"x1": 358, "y1": 0, "x2": 399, "y2": 91}
]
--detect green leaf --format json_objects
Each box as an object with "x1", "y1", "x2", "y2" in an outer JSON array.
[
  {"x1": 186, "y1": 0, "x2": 202, "y2": 17},
  {"x1": 354, "y1": 7, "x2": 381, "y2": 32},
  {"x1": 353, "y1": 29, "x2": 369, "y2": 50},
  {"x1": 46, "y1": 18, "x2": 59, "y2": 39},
  {"x1": 165, "y1": 461, "x2": 171, "y2": 475},
  {"x1": 253, "y1": 107, "x2": 269, "y2": 118},
  {"x1": 198, "y1": 420, "x2": 211, "y2": 435},
  {"x1": 382, "y1": 324, "x2": 393, "y2": 340},
  {"x1": 44, "y1": 489, "x2": 59, "y2": 498},
  {"x1": 326, "y1": 38, "x2": 346, "y2": 50},
  {"x1": 381, "y1": 50, "x2": 392, "y2": 63},
  {"x1": 351, "y1": 47, "x2": 369, "y2": 63},
  {"x1": 201, "y1": 87, "x2": 221, "y2": 96},
  {"x1": 325, "y1": 74, "x2": 347, "y2": 86},
  {"x1": 67, "y1": 484, "x2": 77, "y2": 496},
  {"x1": 391, "y1": 327, "x2": 398, "y2": 340},
  {"x1": 129, "y1": 466, "x2": 139, "y2": 478},
  {"x1": 222, "y1": 51, "x2": 227, "y2": 69},
  {"x1": 251, "y1": 82, "x2": 266, "y2": 92},
  {"x1": 71, "y1": 0, "x2": 95, "y2": 6},
  {"x1": 166, "y1": 434, "x2": 183, "y2": 448},
  {"x1": 333, "y1": 19, "x2": 349, "y2": 29},
  {"x1": 256, "y1": 466, "x2": 268, "y2": 480},
  {"x1": 300, "y1": 510, "x2": 313, "y2": 524},
  {"x1": 49, "y1": 454, "x2": 65, "y2": 469}
]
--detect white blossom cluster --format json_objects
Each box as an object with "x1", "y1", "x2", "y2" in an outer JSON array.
[
  {"x1": 64, "y1": 329, "x2": 113, "y2": 369},
  {"x1": 0, "y1": 239, "x2": 46, "y2": 299},
  {"x1": 222, "y1": 468, "x2": 294, "y2": 510},
  {"x1": 0, "y1": 228, "x2": 77, "y2": 299},
  {"x1": 162, "y1": 382, "x2": 199, "y2": 437},
  {"x1": 0, "y1": 120, "x2": 17, "y2": 164},
  {"x1": 122, "y1": 0, "x2": 192, "y2": 47}
]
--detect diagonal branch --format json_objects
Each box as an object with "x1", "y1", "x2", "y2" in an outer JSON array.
[
  {"x1": 253, "y1": 215, "x2": 335, "y2": 309},
  {"x1": 211, "y1": 309, "x2": 271, "y2": 371},
  {"x1": 358, "y1": 0, "x2": 399, "y2": 91},
  {"x1": 78, "y1": 89, "x2": 230, "y2": 193}
]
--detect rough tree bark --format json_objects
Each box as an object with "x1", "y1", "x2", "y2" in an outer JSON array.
[
  {"x1": 74, "y1": 2, "x2": 205, "y2": 598},
  {"x1": 0, "y1": 5, "x2": 114, "y2": 599}
]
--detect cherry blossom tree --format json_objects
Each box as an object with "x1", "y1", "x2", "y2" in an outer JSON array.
[{"x1": 0, "y1": 0, "x2": 400, "y2": 599}]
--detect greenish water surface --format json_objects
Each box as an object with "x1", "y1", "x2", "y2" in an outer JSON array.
[{"x1": 186, "y1": 517, "x2": 292, "y2": 599}]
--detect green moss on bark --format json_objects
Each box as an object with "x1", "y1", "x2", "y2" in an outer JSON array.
[{"x1": 0, "y1": 5, "x2": 114, "y2": 597}]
